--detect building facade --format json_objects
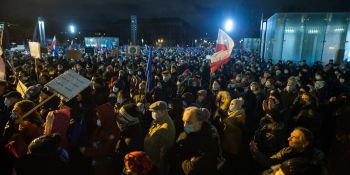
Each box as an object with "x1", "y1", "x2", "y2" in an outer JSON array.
[{"x1": 261, "y1": 12, "x2": 350, "y2": 64}]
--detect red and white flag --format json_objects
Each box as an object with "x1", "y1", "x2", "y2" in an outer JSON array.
[
  {"x1": 210, "y1": 29, "x2": 234, "y2": 73},
  {"x1": 50, "y1": 36, "x2": 57, "y2": 51}
]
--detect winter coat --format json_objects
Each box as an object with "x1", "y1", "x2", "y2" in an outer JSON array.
[
  {"x1": 82, "y1": 103, "x2": 120, "y2": 175},
  {"x1": 144, "y1": 113, "x2": 176, "y2": 171},
  {"x1": 175, "y1": 122, "x2": 220, "y2": 175},
  {"x1": 221, "y1": 109, "x2": 246, "y2": 155}
]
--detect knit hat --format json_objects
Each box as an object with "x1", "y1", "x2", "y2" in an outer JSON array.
[
  {"x1": 124, "y1": 151, "x2": 153, "y2": 175},
  {"x1": 119, "y1": 103, "x2": 140, "y2": 120}
]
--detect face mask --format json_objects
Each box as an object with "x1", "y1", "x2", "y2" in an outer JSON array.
[
  {"x1": 137, "y1": 72, "x2": 142, "y2": 76},
  {"x1": 340, "y1": 78, "x2": 345, "y2": 84},
  {"x1": 250, "y1": 86, "x2": 258, "y2": 92},
  {"x1": 276, "y1": 70, "x2": 282, "y2": 76},
  {"x1": 112, "y1": 86, "x2": 119, "y2": 93},
  {"x1": 163, "y1": 76, "x2": 170, "y2": 82},
  {"x1": 184, "y1": 124, "x2": 195, "y2": 134},
  {"x1": 152, "y1": 112, "x2": 158, "y2": 120},
  {"x1": 284, "y1": 70, "x2": 289, "y2": 74},
  {"x1": 117, "y1": 98, "x2": 124, "y2": 104},
  {"x1": 22, "y1": 77, "x2": 29, "y2": 81},
  {"x1": 315, "y1": 75, "x2": 322, "y2": 80},
  {"x1": 229, "y1": 105, "x2": 236, "y2": 112},
  {"x1": 10, "y1": 113, "x2": 17, "y2": 120},
  {"x1": 96, "y1": 119, "x2": 102, "y2": 127},
  {"x1": 286, "y1": 86, "x2": 295, "y2": 92},
  {"x1": 4, "y1": 98, "x2": 12, "y2": 107},
  {"x1": 228, "y1": 83, "x2": 236, "y2": 89},
  {"x1": 128, "y1": 70, "x2": 133, "y2": 75},
  {"x1": 265, "y1": 82, "x2": 272, "y2": 88}
]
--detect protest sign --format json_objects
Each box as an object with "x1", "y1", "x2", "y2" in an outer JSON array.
[
  {"x1": 29, "y1": 42, "x2": 41, "y2": 59},
  {"x1": 45, "y1": 69, "x2": 91, "y2": 101},
  {"x1": 66, "y1": 49, "x2": 83, "y2": 59}
]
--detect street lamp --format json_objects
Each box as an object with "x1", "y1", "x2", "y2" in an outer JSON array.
[
  {"x1": 69, "y1": 25, "x2": 75, "y2": 34},
  {"x1": 224, "y1": 19, "x2": 234, "y2": 32}
]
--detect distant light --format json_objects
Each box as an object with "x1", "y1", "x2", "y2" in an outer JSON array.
[
  {"x1": 69, "y1": 25, "x2": 75, "y2": 34},
  {"x1": 224, "y1": 19, "x2": 234, "y2": 32},
  {"x1": 334, "y1": 28, "x2": 344, "y2": 32}
]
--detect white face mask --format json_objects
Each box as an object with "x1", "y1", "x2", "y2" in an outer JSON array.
[
  {"x1": 339, "y1": 78, "x2": 345, "y2": 84},
  {"x1": 4, "y1": 98, "x2": 12, "y2": 107},
  {"x1": 286, "y1": 86, "x2": 294, "y2": 92},
  {"x1": 229, "y1": 105, "x2": 236, "y2": 112},
  {"x1": 151, "y1": 112, "x2": 158, "y2": 120},
  {"x1": 96, "y1": 119, "x2": 102, "y2": 127},
  {"x1": 117, "y1": 98, "x2": 124, "y2": 104},
  {"x1": 112, "y1": 86, "x2": 119, "y2": 93},
  {"x1": 315, "y1": 75, "x2": 322, "y2": 80}
]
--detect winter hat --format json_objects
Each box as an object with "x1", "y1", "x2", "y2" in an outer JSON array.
[
  {"x1": 124, "y1": 151, "x2": 153, "y2": 175},
  {"x1": 119, "y1": 103, "x2": 140, "y2": 120}
]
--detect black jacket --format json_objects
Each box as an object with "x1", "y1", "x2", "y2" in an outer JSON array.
[{"x1": 174, "y1": 122, "x2": 220, "y2": 175}]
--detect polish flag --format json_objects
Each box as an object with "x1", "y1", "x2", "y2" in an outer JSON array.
[
  {"x1": 50, "y1": 36, "x2": 57, "y2": 51},
  {"x1": 210, "y1": 29, "x2": 234, "y2": 73}
]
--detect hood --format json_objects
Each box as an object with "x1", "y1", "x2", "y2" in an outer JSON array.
[{"x1": 96, "y1": 103, "x2": 116, "y2": 129}]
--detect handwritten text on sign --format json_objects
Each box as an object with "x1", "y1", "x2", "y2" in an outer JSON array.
[{"x1": 45, "y1": 70, "x2": 91, "y2": 101}]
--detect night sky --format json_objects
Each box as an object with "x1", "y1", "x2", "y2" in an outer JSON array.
[{"x1": 0, "y1": 0, "x2": 349, "y2": 38}]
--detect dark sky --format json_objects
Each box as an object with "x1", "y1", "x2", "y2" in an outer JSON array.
[{"x1": 0, "y1": 0, "x2": 349, "y2": 38}]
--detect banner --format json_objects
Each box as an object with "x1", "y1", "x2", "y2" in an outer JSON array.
[
  {"x1": 29, "y1": 42, "x2": 41, "y2": 59},
  {"x1": 66, "y1": 49, "x2": 82, "y2": 59},
  {"x1": 45, "y1": 70, "x2": 91, "y2": 101}
]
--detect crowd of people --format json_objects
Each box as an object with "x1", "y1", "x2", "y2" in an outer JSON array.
[{"x1": 0, "y1": 46, "x2": 349, "y2": 175}]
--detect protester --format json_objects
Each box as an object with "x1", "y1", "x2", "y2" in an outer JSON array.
[
  {"x1": 0, "y1": 45, "x2": 349, "y2": 175},
  {"x1": 173, "y1": 106, "x2": 220, "y2": 175},
  {"x1": 144, "y1": 101, "x2": 176, "y2": 174}
]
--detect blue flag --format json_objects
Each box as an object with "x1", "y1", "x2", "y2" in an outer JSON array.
[{"x1": 145, "y1": 47, "x2": 153, "y2": 93}]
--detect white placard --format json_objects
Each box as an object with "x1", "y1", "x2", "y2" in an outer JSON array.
[
  {"x1": 29, "y1": 42, "x2": 41, "y2": 59},
  {"x1": 45, "y1": 70, "x2": 91, "y2": 101}
]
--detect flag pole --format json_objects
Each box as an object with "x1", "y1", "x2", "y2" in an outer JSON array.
[{"x1": 18, "y1": 92, "x2": 57, "y2": 122}]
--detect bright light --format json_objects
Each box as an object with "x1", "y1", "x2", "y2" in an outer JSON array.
[
  {"x1": 224, "y1": 19, "x2": 234, "y2": 32},
  {"x1": 69, "y1": 25, "x2": 75, "y2": 34}
]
